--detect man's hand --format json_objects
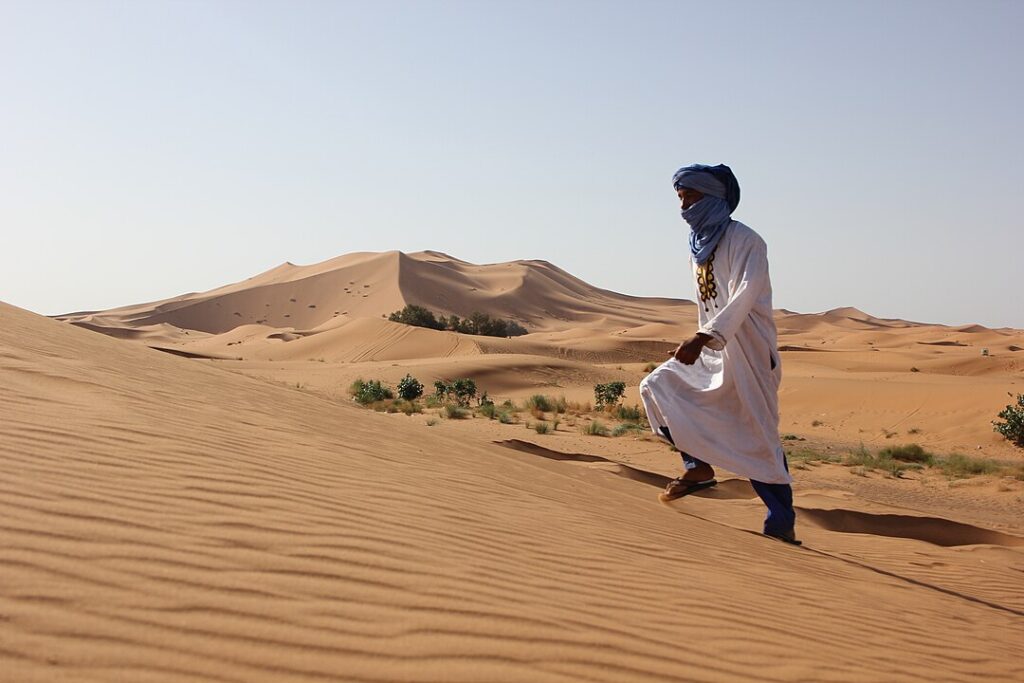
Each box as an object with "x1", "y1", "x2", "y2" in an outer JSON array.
[{"x1": 670, "y1": 333, "x2": 713, "y2": 365}]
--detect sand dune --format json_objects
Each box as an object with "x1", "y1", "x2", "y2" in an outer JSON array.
[
  {"x1": 4, "y1": 300, "x2": 1024, "y2": 681},
  {"x1": 53, "y1": 250, "x2": 1024, "y2": 459}
]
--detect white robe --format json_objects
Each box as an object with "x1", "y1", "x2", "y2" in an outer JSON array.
[{"x1": 640, "y1": 221, "x2": 791, "y2": 484}]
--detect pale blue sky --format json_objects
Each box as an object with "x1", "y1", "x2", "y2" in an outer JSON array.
[{"x1": 2, "y1": 0, "x2": 1021, "y2": 327}]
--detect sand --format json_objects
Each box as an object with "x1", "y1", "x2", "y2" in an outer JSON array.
[{"x1": 4, "y1": 250, "x2": 1024, "y2": 681}]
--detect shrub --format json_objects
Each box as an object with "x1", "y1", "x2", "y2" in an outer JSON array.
[
  {"x1": 612, "y1": 423, "x2": 644, "y2": 437},
  {"x1": 583, "y1": 420, "x2": 609, "y2": 436},
  {"x1": 526, "y1": 394, "x2": 554, "y2": 412},
  {"x1": 878, "y1": 444, "x2": 933, "y2": 464},
  {"x1": 993, "y1": 393, "x2": 1024, "y2": 447},
  {"x1": 615, "y1": 404, "x2": 642, "y2": 422},
  {"x1": 452, "y1": 378, "x2": 477, "y2": 406},
  {"x1": 534, "y1": 421, "x2": 551, "y2": 434},
  {"x1": 397, "y1": 374, "x2": 424, "y2": 400},
  {"x1": 478, "y1": 401, "x2": 497, "y2": 419},
  {"x1": 936, "y1": 453, "x2": 1001, "y2": 478},
  {"x1": 350, "y1": 379, "x2": 394, "y2": 405},
  {"x1": 643, "y1": 362, "x2": 658, "y2": 373},
  {"x1": 594, "y1": 382, "x2": 626, "y2": 409},
  {"x1": 498, "y1": 410, "x2": 514, "y2": 424},
  {"x1": 426, "y1": 418, "x2": 439, "y2": 426},
  {"x1": 444, "y1": 404, "x2": 471, "y2": 419}
]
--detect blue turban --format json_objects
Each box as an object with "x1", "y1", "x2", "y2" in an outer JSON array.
[{"x1": 672, "y1": 164, "x2": 741, "y2": 264}]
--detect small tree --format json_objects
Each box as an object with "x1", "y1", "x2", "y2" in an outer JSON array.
[
  {"x1": 594, "y1": 381, "x2": 626, "y2": 409},
  {"x1": 994, "y1": 393, "x2": 1024, "y2": 447},
  {"x1": 397, "y1": 374, "x2": 424, "y2": 401},
  {"x1": 452, "y1": 378, "x2": 477, "y2": 407},
  {"x1": 434, "y1": 380, "x2": 452, "y2": 401}
]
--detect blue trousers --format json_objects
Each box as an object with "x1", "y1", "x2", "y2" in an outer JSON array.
[{"x1": 660, "y1": 427, "x2": 796, "y2": 536}]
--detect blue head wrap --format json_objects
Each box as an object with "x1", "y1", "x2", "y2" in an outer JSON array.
[{"x1": 672, "y1": 164, "x2": 741, "y2": 264}]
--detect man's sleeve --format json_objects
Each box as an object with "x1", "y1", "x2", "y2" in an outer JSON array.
[{"x1": 698, "y1": 232, "x2": 769, "y2": 350}]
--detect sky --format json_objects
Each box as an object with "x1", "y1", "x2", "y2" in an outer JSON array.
[{"x1": 2, "y1": 0, "x2": 1022, "y2": 328}]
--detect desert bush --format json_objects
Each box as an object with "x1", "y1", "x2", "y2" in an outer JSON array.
[
  {"x1": 444, "y1": 404, "x2": 471, "y2": 419},
  {"x1": 993, "y1": 393, "x2": 1024, "y2": 447},
  {"x1": 615, "y1": 404, "x2": 642, "y2": 422},
  {"x1": 397, "y1": 374, "x2": 424, "y2": 400},
  {"x1": 426, "y1": 418, "x2": 439, "y2": 426},
  {"x1": 583, "y1": 420, "x2": 609, "y2": 437},
  {"x1": 497, "y1": 410, "x2": 514, "y2": 424},
  {"x1": 594, "y1": 382, "x2": 626, "y2": 409},
  {"x1": 534, "y1": 421, "x2": 551, "y2": 434},
  {"x1": 478, "y1": 400, "x2": 497, "y2": 419},
  {"x1": 878, "y1": 444, "x2": 933, "y2": 464},
  {"x1": 350, "y1": 379, "x2": 394, "y2": 405},
  {"x1": 643, "y1": 362, "x2": 658, "y2": 373},
  {"x1": 452, "y1": 378, "x2": 477, "y2": 406},
  {"x1": 935, "y1": 453, "x2": 1001, "y2": 478},
  {"x1": 612, "y1": 423, "x2": 645, "y2": 437},
  {"x1": 525, "y1": 394, "x2": 555, "y2": 412}
]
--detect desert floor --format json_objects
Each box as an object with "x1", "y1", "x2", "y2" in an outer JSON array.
[{"x1": 4, "y1": 251, "x2": 1024, "y2": 681}]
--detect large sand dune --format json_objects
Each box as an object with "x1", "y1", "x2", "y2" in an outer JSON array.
[
  {"x1": 4, "y1": 300, "x2": 1024, "y2": 681},
  {"x1": 58, "y1": 250, "x2": 1023, "y2": 455}
]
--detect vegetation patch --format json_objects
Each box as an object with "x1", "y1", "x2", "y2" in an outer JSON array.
[
  {"x1": 594, "y1": 382, "x2": 626, "y2": 409},
  {"x1": 389, "y1": 304, "x2": 528, "y2": 337},
  {"x1": 993, "y1": 393, "x2": 1024, "y2": 447}
]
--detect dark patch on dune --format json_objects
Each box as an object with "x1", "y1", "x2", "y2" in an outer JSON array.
[
  {"x1": 797, "y1": 508, "x2": 1024, "y2": 547},
  {"x1": 917, "y1": 340, "x2": 967, "y2": 347},
  {"x1": 147, "y1": 346, "x2": 228, "y2": 360}
]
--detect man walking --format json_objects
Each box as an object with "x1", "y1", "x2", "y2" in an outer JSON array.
[{"x1": 639, "y1": 164, "x2": 798, "y2": 544}]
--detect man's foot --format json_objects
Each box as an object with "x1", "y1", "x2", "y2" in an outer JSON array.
[
  {"x1": 659, "y1": 476, "x2": 717, "y2": 502},
  {"x1": 764, "y1": 528, "x2": 802, "y2": 546}
]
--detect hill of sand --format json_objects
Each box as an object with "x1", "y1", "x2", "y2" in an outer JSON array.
[
  {"x1": 5, "y1": 300, "x2": 1024, "y2": 681},
  {"x1": 58, "y1": 250, "x2": 1024, "y2": 456}
]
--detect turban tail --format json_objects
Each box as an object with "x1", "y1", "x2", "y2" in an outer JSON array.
[{"x1": 673, "y1": 164, "x2": 741, "y2": 265}]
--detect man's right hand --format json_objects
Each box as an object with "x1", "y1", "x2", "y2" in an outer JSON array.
[{"x1": 670, "y1": 333, "x2": 712, "y2": 365}]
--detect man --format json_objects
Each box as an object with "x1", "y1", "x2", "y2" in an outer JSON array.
[{"x1": 639, "y1": 163, "x2": 798, "y2": 545}]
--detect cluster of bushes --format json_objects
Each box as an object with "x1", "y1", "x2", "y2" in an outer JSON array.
[
  {"x1": 787, "y1": 442, "x2": 1024, "y2": 480},
  {"x1": 388, "y1": 305, "x2": 528, "y2": 337},
  {"x1": 434, "y1": 378, "x2": 478, "y2": 407}
]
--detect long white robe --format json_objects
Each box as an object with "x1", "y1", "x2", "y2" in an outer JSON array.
[{"x1": 640, "y1": 221, "x2": 791, "y2": 484}]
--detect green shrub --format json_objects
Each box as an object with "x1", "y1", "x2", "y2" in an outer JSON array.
[
  {"x1": 497, "y1": 410, "x2": 514, "y2": 424},
  {"x1": 583, "y1": 420, "x2": 609, "y2": 437},
  {"x1": 397, "y1": 374, "x2": 424, "y2": 400},
  {"x1": 643, "y1": 362, "x2": 658, "y2": 373},
  {"x1": 452, "y1": 378, "x2": 477, "y2": 406},
  {"x1": 444, "y1": 404, "x2": 470, "y2": 420},
  {"x1": 594, "y1": 381, "x2": 626, "y2": 409},
  {"x1": 478, "y1": 401, "x2": 497, "y2": 419},
  {"x1": 936, "y1": 453, "x2": 1001, "y2": 478},
  {"x1": 526, "y1": 394, "x2": 554, "y2": 412},
  {"x1": 615, "y1": 404, "x2": 642, "y2": 422},
  {"x1": 349, "y1": 379, "x2": 394, "y2": 405},
  {"x1": 534, "y1": 421, "x2": 551, "y2": 434},
  {"x1": 993, "y1": 393, "x2": 1024, "y2": 447},
  {"x1": 612, "y1": 423, "x2": 645, "y2": 437},
  {"x1": 878, "y1": 444, "x2": 934, "y2": 464}
]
